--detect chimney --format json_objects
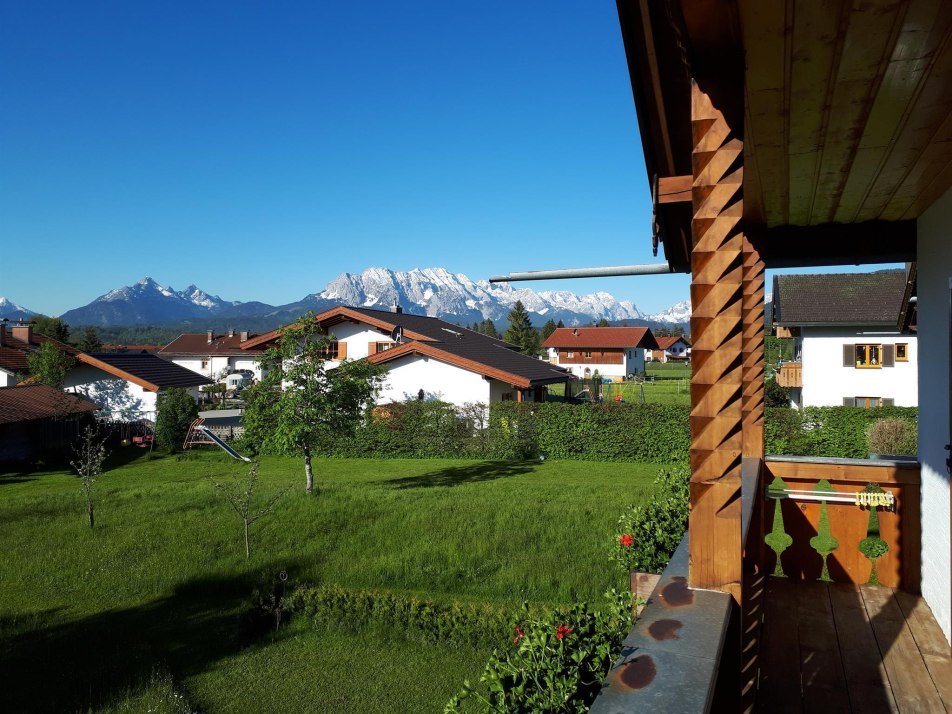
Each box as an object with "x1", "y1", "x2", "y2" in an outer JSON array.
[
  {"x1": 12, "y1": 322, "x2": 33, "y2": 344},
  {"x1": 228, "y1": 328, "x2": 235, "y2": 338},
  {"x1": 206, "y1": 329, "x2": 213, "y2": 344},
  {"x1": 390, "y1": 303, "x2": 403, "y2": 314},
  {"x1": 240, "y1": 330, "x2": 249, "y2": 343}
]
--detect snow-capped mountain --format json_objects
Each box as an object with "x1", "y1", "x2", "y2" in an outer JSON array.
[
  {"x1": 60, "y1": 277, "x2": 242, "y2": 326},
  {"x1": 51, "y1": 268, "x2": 690, "y2": 330},
  {"x1": 0, "y1": 297, "x2": 35, "y2": 319},
  {"x1": 645, "y1": 299, "x2": 691, "y2": 324}
]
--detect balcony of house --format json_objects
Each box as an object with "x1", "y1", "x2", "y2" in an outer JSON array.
[
  {"x1": 590, "y1": 455, "x2": 951, "y2": 713},
  {"x1": 775, "y1": 361, "x2": 802, "y2": 389}
]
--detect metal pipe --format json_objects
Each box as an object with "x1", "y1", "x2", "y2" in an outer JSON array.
[{"x1": 488, "y1": 263, "x2": 676, "y2": 283}]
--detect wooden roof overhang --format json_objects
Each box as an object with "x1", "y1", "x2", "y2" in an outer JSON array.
[{"x1": 619, "y1": 0, "x2": 952, "y2": 269}]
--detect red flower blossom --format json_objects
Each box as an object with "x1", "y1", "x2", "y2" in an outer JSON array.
[
  {"x1": 619, "y1": 533, "x2": 635, "y2": 548},
  {"x1": 513, "y1": 626, "x2": 524, "y2": 644},
  {"x1": 555, "y1": 625, "x2": 574, "y2": 640}
]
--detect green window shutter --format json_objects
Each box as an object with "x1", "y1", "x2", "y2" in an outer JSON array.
[
  {"x1": 882, "y1": 344, "x2": 895, "y2": 367},
  {"x1": 843, "y1": 397, "x2": 856, "y2": 406},
  {"x1": 882, "y1": 398, "x2": 895, "y2": 407},
  {"x1": 843, "y1": 344, "x2": 854, "y2": 367}
]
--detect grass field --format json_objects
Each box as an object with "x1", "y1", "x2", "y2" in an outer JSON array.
[
  {"x1": 549, "y1": 362, "x2": 692, "y2": 405},
  {"x1": 0, "y1": 452, "x2": 659, "y2": 713}
]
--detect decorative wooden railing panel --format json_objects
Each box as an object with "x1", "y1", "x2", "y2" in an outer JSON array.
[
  {"x1": 775, "y1": 362, "x2": 802, "y2": 388},
  {"x1": 762, "y1": 457, "x2": 920, "y2": 591}
]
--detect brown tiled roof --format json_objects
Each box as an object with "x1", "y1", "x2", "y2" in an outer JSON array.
[
  {"x1": 656, "y1": 335, "x2": 690, "y2": 349},
  {"x1": 542, "y1": 327, "x2": 659, "y2": 350},
  {"x1": 0, "y1": 384, "x2": 98, "y2": 425},
  {"x1": 80, "y1": 353, "x2": 213, "y2": 391},
  {"x1": 102, "y1": 344, "x2": 162, "y2": 353},
  {"x1": 160, "y1": 333, "x2": 264, "y2": 357},
  {"x1": 0, "y1": 330, "x2": 79, "y2": 374},
  {"x1": 772, "y1": 270, "x2": 909, "y2": 326}
]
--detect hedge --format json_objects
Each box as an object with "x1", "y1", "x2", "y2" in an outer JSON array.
[{"x1": 247, "y1": 400, "x2": 917, "y2": 462}]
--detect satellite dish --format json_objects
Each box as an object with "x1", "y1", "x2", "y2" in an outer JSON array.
[{"x1": 390, "y1": 325, "x2": 404, "y2": 343}]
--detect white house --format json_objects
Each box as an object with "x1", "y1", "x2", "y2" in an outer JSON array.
[
  {"x1": 65, "y1": 352, "x2": 211, "y2": 422},
  {"x1": 541, "y1": 326, "x2": 658, "y2": 381},
  {"x1": 159, "y1": 330, "x2": 265, "y2": 383},
  {"x1": 240, "y1": 305, "x2": 573, "y2": 406},
  {"x1": 647, "y1": 335, "x2": 691, "y2": 363},
  {"x1": 772, "y1": 270, "x2": 917, "y2": 409}
]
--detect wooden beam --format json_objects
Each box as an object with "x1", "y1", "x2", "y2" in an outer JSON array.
[
  {"x1": 658, "y1": 175, "x2": 693, "y2": 203},
  {"x1": 689, "y1": 80, "x2": 745, "y2": 604},
  {"x1": 742, "y1": 235, "x2": 765, "y2": 459},
  {"x1": 754, "y1": 219, "x2": 916, "y2": 268}
]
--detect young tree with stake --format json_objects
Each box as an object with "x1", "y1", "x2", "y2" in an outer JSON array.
[
  {"x1": 214, "y1": 462, "x2": 286, "y2": 559},
  {"x1": 243, "y1": 312, "x2": 384, "y2": 494},
  {"x1": 71, "y1": 425, "x2": 107, "y2": 528}
]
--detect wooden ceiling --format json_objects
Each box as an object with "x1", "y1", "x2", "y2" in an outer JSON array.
[{"x1": 742, "y1": 0, "x2": 952, "y2": 228}]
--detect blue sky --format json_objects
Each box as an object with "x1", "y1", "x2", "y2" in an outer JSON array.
[{"x1": 0, "y1": 2, "x2": 897, "y2": 317}]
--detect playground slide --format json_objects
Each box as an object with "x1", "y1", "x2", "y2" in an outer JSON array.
[{"x1": 196, "y1": 425, "x2": 252, "y2": 462}]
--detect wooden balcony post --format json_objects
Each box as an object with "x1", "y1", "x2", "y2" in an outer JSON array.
[
  {"x1": 742, "y1": 235, "x2": 765, "y2": 458},
  {"x1": 689, "y1": 80, "x2": 744, "y2": 603}
]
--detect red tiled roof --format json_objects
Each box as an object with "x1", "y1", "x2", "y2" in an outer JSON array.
[
  {"x1": 542, "y1": 327, "x2": 659, "y2": 350},
  {"x1": 0, "y1": 384, "x2": 98, "y2": 425},
  {"x1": 655, "y1": 335, "x2": 690, "y2": 350},
  {"x1": 159, "y1": 333, "x2": 265, "y2": 357},
  {"x1": 0, "y1": 331, "x2": 79, "y2": 374}
]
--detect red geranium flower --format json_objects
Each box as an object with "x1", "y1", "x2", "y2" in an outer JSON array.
[
  {"x1": 513, "y1": 626, "x2": 524, "y2": 644},
  {"x1": 619, "y1": 533, "x2": 635, "y2": 548},
  {"x1": 555, "y1": 625, "x2": 574, "y2": 640}
]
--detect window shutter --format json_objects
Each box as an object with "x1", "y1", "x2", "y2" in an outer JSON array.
[
  {"x1": 337, "y1": 341, "x2": 347, "y2": 359},
  {"x1": 842, "y1": 397, "x2": 856, "y2": 407},
  {"x1": 882, "y1": 344, "x2": 895, "y2": 367},
  {"x1": 882, "y1": 398, "x2": 895, "y2": 407},
  {"x1": 369, "y1": 342, "x2": 378, "y2": 355},
  {"x1": 843, "y1": 344, "x2": 854, "y2": 367}
]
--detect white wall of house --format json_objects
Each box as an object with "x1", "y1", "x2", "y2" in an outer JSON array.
[
  {"x1": 377, "y1": 353, "x2": 491, "y2": 406},
  {"x1": 331, "y1": 322, "x2": 392, "y2": 360},
  {"x1": 665, "y1": 339, "x2": 690, "y2": 360},
  {"x1": 169, "y1": 355, "x2": 263, "y2": 381},
  {"x1": 65, "y1": 364, "x2": 158, "y2": 421},
  {"x1": 917, "y1": 185, "x2": 951, "y2": 642},
  {"x1": 551, "y1": 347, "x2": 645, "y2": 380},
  {"x1": 798, "y1": 327, "x2": 918, "y2": 407},
  {"x1": 0, "y1": 369, "x2": 15, "y2": 387}
]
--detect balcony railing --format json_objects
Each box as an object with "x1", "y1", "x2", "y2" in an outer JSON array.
[{"x1": 776, "y1": 361, "x2": 802, "y2": 388}]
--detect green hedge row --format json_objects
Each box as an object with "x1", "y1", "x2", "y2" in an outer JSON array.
[{"x1": 248, "y1": 400, "x2": 917, "y2": 462}]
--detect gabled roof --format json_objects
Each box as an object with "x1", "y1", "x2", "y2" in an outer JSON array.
[
  {"x1": 655, "y1": 335, "x2": 690, "y2": 350},
  {"x1": 78, "y1": 353, "x2": 213, "y2": 392},
  {"x1": 772, "y1": 270, "x2": 909, "y2": 327},
  {"x1": 0, "y1": 384, "x2": 98, "y2": 425},
  {"x1": 542, "y1": 327, "x2": 659, "y2": 350},
  {"x1": 0, "y1": 330, "x2": 79, "y2": 374},
  {"x1": 159, "y1": 333, "x2": 264, "y2": 357}
]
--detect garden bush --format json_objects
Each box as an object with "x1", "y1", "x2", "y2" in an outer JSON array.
[
  {"x1": 866, "y1": 418, "x2": 917, "y2": 456},
  {"x1": 610, "y1": 466, "x2": 690, "y2": 574},
  {"x1": 765, "y1": 406, "x2": 917, "y2": 458}
]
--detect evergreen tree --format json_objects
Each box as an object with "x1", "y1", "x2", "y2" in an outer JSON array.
[
  {"x1": 541, "y1": 319, "x2": 558, "y2": 341},
  {"x1": 596, "y1": 318, "x2": 610, "y2": 327},
  {"x1": 480, "y1": 319, "x2": 500, "y2": 339},
  {"x1": 76, "y1": 327, "x2": 103, "y2": 353},
  {"x1": 556, "y1": 319, "x2": 565, "y2": 329},
  {"x1": 504, "y1": 301, "x2": 541, "y2": 355},
  {"x1": 32, "y1": 316, "x2": 70, "y2": 342},
  {"x1": 155, "y1": 387, "x2": 199, "y2": 453}
]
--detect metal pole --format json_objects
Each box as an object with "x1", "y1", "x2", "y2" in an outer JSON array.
[{"x1": 488, "y1": 263, "x2": 677, "y2": 283}]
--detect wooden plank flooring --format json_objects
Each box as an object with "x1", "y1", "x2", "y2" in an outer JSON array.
[{"x1": 757, "y1": 579, "x2": 951, "y2": 713}]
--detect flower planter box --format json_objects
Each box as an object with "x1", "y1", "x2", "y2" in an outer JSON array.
[{"x1": 630, "y1": 571, "x2": 662, "y2": 615}]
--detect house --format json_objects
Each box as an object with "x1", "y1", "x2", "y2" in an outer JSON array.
[
  {"x1": 158, "y1": 330, "x2": 265, "y2": 382},
  {"x1": 542, "y1": 327, "x2": 658, "y2": 380},
  {"x1": 504, "y1": 2, "x2": 952, "y2": 710},
  {"x1": 241, "y1": 305, "x2": 573, "y2": 406},
  {"x1": 647, "y1": 335, "x2": 691, "y2": 363},
  {"x1": 65, "y1": 352, "x2": 212, "y2": 422},
  {"x1": 772, "y1": 270, "x2": 917, "y2": 408},
  {"x1": 0, "y1": 384, "x2": 98, "y2": 462},
  {"x1": 0, "y1": 321, "x2": 80, "y2": 387}
]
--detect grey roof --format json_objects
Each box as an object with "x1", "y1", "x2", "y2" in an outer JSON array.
[
  {"x1": 772, "y1": 270, "x2": 909, "y2": 327},
  {"x1": 86, "y1": 353, "x2": 213, "y2": 389}
]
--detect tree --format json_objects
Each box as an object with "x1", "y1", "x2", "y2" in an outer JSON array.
[
  {"x1": 596, "y1": 318, "x2": 610, "y2": 327},
  {"x1": 26, "y1": 341, "x2": 75, "y2": 388},
  {"x1": 76, "y1": 327, "x2": 103, "y2": 353},
  {"x1": 541, "y1": 319, "x2": 558, "y2": 341},
  {"x1": 155, "y1": 387, "x2": 199, "y2": 452},
  {"x1": 556, "y1": 320, "x2": 564, "y2": 329},
  {"x1": 479, "y1": 319, "x2": 500, "y2": 339},
  {"x1": 243, "y1": 312, "x2": 385, "y2": 494},
  {"x1": 32, "y1": 316, "x2": 70, "y2": 342},
  {"x1": 765, "y1": 378, "x2": 790, "y2": 408},
  {"x1": 213, "y1": 462, "x2": 286, "y2": 558},
  {"x1": 503, "y1": 301, "x2": 541, "y2": 356},
  {"x1": 71, "y1": 425, "x2": 107, "y2": 528}
]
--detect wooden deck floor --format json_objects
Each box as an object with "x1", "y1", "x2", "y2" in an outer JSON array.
[{"x1": 757, "y1": 579, "x2": 952, "y2": 713}]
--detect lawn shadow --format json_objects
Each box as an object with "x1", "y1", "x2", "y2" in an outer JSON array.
[
  {"x1": 385, "y1": 460, "x2": 537, "y2": 489},
  {"x1": 0, "y1": 559, "x2": 306, "y2": 713}
]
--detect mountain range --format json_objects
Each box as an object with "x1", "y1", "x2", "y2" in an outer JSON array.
[{"x1": 2, "y1": 267, "x2": 692, "y2": 331}]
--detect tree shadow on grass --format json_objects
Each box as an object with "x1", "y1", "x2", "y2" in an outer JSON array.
[
  {"x1": 385, "y1": 460, "x2": 537, "y2": 489},
  {"x1": 0, "y1": 559, "x2": 306, "y2": 713}
]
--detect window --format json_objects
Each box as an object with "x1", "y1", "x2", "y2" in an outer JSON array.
[
  {"x1": 896, "y1": 343, "x2": 908, "y2": 361},
  {"x1": 584, "y1": 351, "x2": 593, "y2": 358},
  {"x1": 854, "y1": 344, "x2": 882, "y2": 368},
  {"x1": 566, "y1": 351, "x2": 574, "y2": 358},
  {"x1": 201, "y1": 359, "x2": 209, "y2": 369},
  {"x1": 319, "y1": 340, "x2": 340, "y2": 359},
  {"x1": 855, "y1": 397, "x2": 881, "y2": 409}
]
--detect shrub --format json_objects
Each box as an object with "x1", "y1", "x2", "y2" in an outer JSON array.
[
  {"x1": 866, "y1": 418, "x2": 917, "y2": 456},
  {"x1": 610, "y1": 466, "x2": 690, "y2": 574},
  {"x1": 445, "y1": 589, "x2": 636, "y2": 714},
  {"x1": 155, "y1": 387, "x2": 199, "y2": 453},
  {"x1": 764, "y1": 377, "x2": 790, "y2": 408}
]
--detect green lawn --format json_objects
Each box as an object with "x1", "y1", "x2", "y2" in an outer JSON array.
[
  {"x1": 0, "y1": 452, "x2": 658, "y2": 713},
  {"x1": 549, "y1": 362, "x2": 692, "y2": 405}
]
